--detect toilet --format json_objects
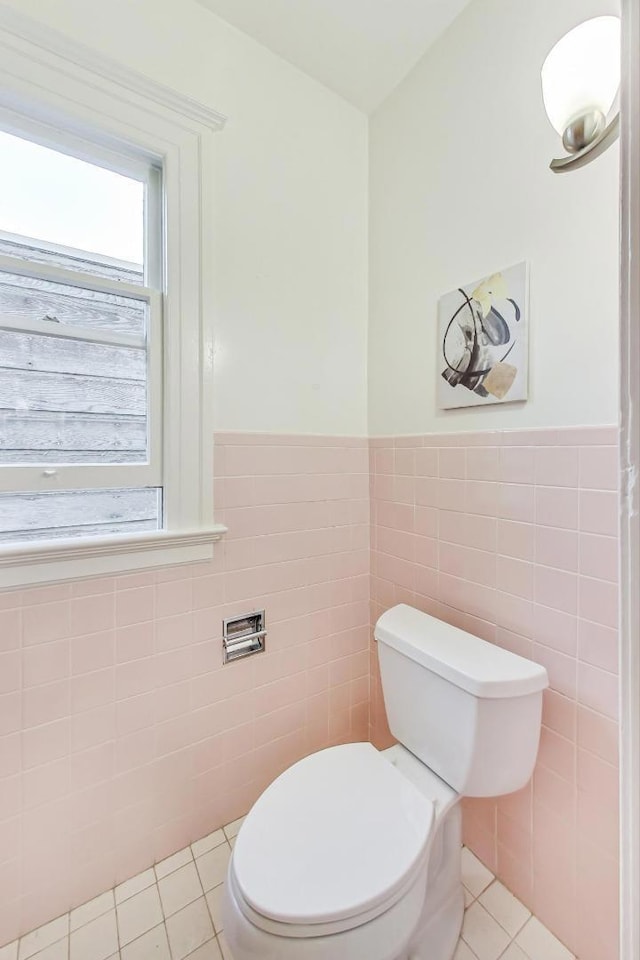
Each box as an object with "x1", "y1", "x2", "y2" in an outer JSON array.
[{"x1": 223, "y1": 604, "x2": 548, "y2": 960}]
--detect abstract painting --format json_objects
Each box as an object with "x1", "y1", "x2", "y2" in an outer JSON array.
[{"x1": 437, "y1": 262, "x2": 528, "y2": 409}]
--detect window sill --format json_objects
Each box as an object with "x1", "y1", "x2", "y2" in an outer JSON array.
[{"x1": 0, "y1": 524, "x2": 228, "y2": 588}]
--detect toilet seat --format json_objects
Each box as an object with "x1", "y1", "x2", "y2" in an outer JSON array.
[{"x1": 230, "y1": 743, "x2": 435, "y2": 938}]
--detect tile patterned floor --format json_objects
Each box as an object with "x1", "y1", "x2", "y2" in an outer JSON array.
[
  {"x1": 457, "y1": 848, "x2": 575, "y2": 960},
  {"x1": 0, "y1": 823, "x2": 575, "y2": 960}
]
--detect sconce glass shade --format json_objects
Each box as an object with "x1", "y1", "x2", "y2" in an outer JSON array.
[{"x1": 541, "y1": 16, "x2": 621, "y2": 138}]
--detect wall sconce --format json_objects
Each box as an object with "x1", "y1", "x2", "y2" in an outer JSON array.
[{"x1": 541, "y1": 15, "x2": 621, "y2": 173}]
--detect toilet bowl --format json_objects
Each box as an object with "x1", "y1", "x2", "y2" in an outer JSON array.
[{"x1": 223, "y1": 605, "x2": 548, "y2": 960}]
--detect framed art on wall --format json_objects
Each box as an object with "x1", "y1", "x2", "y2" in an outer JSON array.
[{"x1": 437, "y1": 261, "x2": 529, "y2": 410}]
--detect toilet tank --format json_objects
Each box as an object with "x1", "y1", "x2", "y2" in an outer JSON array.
[{"x1": 375, "y1": 605, "x2": 548, "y2": 797}]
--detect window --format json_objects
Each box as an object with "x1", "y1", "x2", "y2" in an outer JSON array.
[
  {"x1": 0, "y1": 129, "x2": 163, "y2": 544},
  {"x1": 0, "y1": 8, "x2": 227, "y2": 587}
]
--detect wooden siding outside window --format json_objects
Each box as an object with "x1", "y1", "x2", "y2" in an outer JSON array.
[{"x1": 0, "y1": 232, "x2": 162, "y2": 542}]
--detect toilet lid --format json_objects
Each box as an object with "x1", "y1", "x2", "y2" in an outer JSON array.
[{"x1": 232, "y1": 743, "x2": 434, "y2": 927}]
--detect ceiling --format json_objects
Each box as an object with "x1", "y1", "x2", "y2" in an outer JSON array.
[{"x1": 194, "y1": 0, "x2": 473, "y2": 113}]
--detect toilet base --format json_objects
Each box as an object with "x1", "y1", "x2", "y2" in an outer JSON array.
[
  {"x1": 404, "y1": 884, "x2": 464, "y2": 960},
  {"x1": 402, "y1": 799, "x2": 465, "y2": 960}
]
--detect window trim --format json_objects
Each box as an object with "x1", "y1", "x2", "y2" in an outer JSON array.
[
  {"x1": 0, "y1": 526, "x2": 225, "y2": 588},
  {"x1": 0, "y1": 7, "x2": 227, "y2": 587}
]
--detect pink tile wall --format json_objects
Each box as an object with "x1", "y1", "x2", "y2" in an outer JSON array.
[
  {"x1": 369, "y1": 426, "x2": 619, "y2": 960},
  {"x1": 0, "y1": 426, "x2": 621, "y2": 956},
  {"x1": 0, "y1": 434, "x2": 370, "y2": 946}
]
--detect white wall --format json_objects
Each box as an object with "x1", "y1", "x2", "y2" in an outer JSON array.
[
  {"x1": 3, "y1": 0, "x2": 621, "y2": 438},
  {"x1": 4, "y1": 0, "x2": 369, "y2": 436},
  {"x1": 368, "y1": 0, "x2": 620, "y2": 436}
]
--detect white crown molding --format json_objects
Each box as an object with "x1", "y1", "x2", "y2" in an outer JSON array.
[{"x1": 0, "y1": 2, "x2": 227, "y2": 132}]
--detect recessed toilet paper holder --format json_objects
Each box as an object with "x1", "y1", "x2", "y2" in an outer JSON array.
[{"x1": 223, "y1": 610, "x2": 266, "y2": 664}]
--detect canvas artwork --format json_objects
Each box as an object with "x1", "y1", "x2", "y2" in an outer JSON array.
[{"x1": 437, "y1": 262, "x2": 528, "y2": 409}]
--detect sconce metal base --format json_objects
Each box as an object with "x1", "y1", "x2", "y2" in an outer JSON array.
[{"x1": 551, "y1": 112, "x2": 620, "y2": 172}]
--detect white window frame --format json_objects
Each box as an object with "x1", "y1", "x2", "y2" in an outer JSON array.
[{"x1": 0, "y1": 7, "x2": 227, "y2": 587}]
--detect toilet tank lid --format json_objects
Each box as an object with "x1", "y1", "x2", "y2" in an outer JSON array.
[{"x1": 375, "y1": 605, "x2": 548, "y2": 699}]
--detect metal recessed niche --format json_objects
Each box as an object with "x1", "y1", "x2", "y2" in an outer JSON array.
[{"x1": 223, "y1": 610, "x2": 266, "y2": 663}]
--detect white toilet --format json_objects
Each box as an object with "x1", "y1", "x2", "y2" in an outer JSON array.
[{"x1": 223, "y1": 604, "x2": 548, "y2": 960}]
